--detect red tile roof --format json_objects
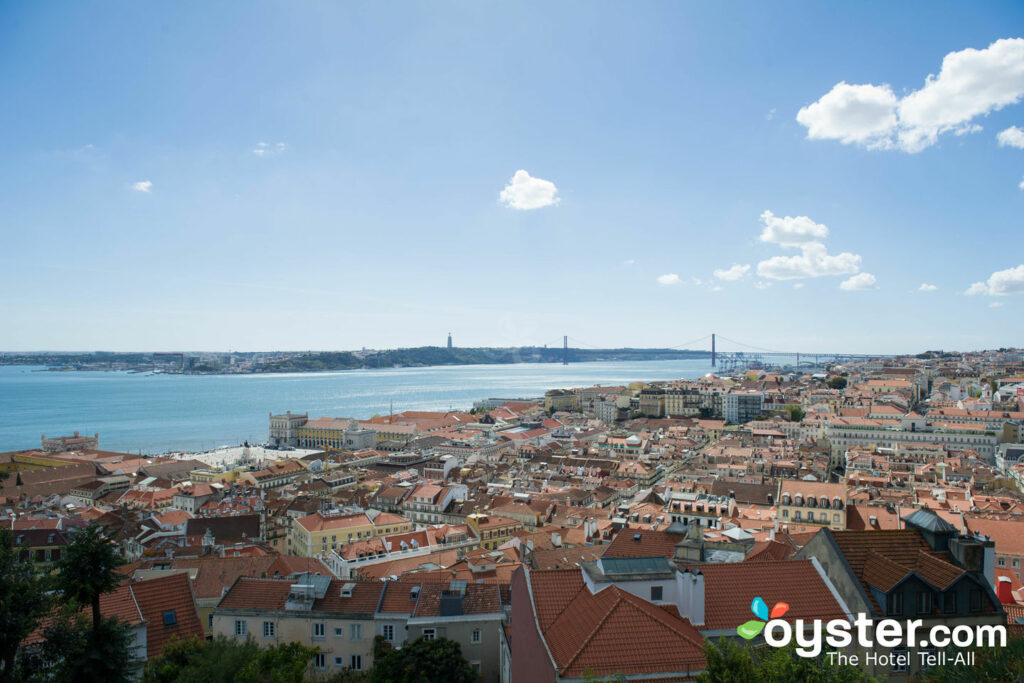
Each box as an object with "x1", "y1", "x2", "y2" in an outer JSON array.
[
  {"x1": 696, "y1": 560, "x2": 847, "y2": 630},
  {"x1": 604, "y1": 529, "x2": 681, "y2": 559},
  {"x1": 130, "y1": 572, "x2": 204, "y2": 658},
  {"x1": 527, "y1": 568, "x2": 706, "y2": 679}
]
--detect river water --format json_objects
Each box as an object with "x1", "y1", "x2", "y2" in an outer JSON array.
[{"x1": 0, "y1": 359, "x2": 719, "y2": 453}]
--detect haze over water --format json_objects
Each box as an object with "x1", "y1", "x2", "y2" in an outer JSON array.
[{"x1": 0, "y1": 359, "x2": 726, "y2": 453}]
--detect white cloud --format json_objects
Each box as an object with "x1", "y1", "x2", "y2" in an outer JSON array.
[
  {"x1": 656, "y1": 273, "x2": 682, "y2": 286},
  {"x1": 757, "y1": 242, "x2": 861, "y2": 280},
  {"x1": 990, "y1": 302, "x2": 1005, "y2": 308},
  {"x1": 623, "y1": 259, "x2": 635, "y2": 266},
  {"x1": 713, "y1": 264, "x2": 751, "y2": 281},
  {"x1": 793, "y1": 283, "x2": 804, "y2": 290},
  {"x1": 840, "y1": 272, "x2": 877, "y2": 290},
  {"x1": 1020, "y1": 177, "x2": 1024, "y2": 190},
  {"x1": 766, "y1": 108, "x2": 776, "y2": 121},
  {"x1": 499, "y1": 170, "x2": 560, "y2": 210},
  {"x1": 759, "y1": 210, "x2": 829, "y2": 247},
  {"x1": 964, "y1": 264, "x2": 1024, "y2": 296},
  {"x1": 131, "y1": 181, "x2": 152, "y2": 193},
  {"x1": 253, "y1": 141, "x2": 287, "y2": 157},
  {"x1": 798, "y1": 38, "x2": 1024, "y2": 153},
  {"x1": 796, "y1": 82, "x2": 899, "y2": 148},
  {"x1": 754, "y1": 281, "x2": 772, "y2": 289},
  {"x1": 919, "y1": 283, "x2": 938, "y2": 291},
  {"x1": 1000, "y1": 126, "x2": 1024, "y2": 148}
]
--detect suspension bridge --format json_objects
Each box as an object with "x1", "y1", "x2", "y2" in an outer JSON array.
[{"x1": 541, "y1": 333, "x2": 894, "y2": 371}]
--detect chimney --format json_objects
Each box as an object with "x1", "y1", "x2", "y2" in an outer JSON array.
[
  {"x1": 551, "y1": 532, "x2": 562, "y2": 547},
  {"x1": 997, "y1": 576, "x2": 1014, "y2": 605},
  {"x1": 677, "y1": 568, "x2": 705, "y2": 627}
]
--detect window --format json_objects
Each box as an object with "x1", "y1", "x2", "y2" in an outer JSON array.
[
  {"x1": 781, "y1": 509, "x2": 789, "y2": 519},
  {"x1": 350, "y1": 623, "x2": 362, "y2": 640},
  {"x1": 334, "y1": 627, "x2": 344, "y2": 637},
  {"x1": 970, "y1": 589, "x2": 983, "y2": 612},
  {"x1": 886, "y1": 592, "x2": 903, "y2": 617},
  {"x1": 891, "y1": 647, "x2": 909, "y2": 672},
  {"x1": 793, "y1": 511, "x2": 801, "y2": 521},
  {"x1": 313, "y1": 622, "x2": 325, "y2": 639},
  {"x1": 350, "y1": 655, "x2": 363, "y2": 670},
  {"x1": 999, "y1": 557, "x2": 1007, "y2": 567},
  {"x1": 650, "y1": 586, "x2": 663, "y2": 601},
  {"x1": 422, "y1": 628, "x2": 436, "y2": 641},
  {"x1": 234, "y1": 620, "x2": 247, "y2": 637},
  {"x1": 472, "y1": 629, "x2": 481, "y2": 643},
  {"x1": 208, "y1": 613, "x2": 214, "y2": 629},
  {"x1": 162, "y1": 609, "x2": 177, "y2": 626},
  {"x1": 918, "y1": 591, "x2": 933, "y2": 614},
  {"x1": 833, "y1": 513, "x2": 840, "y2": 524},
  {"x1": 314, "y1": 654, "x2": 325, "y2": 669},
  {"x1": 263, "y1": 621, "x2": 275, "y2": 638},
  {"x1": 944, "y1": 592, "x2": 957, "y2": 614},
  {"x1": 382, "y1": 624, "x2": 394, "y2": 641},
  {"x1": 334, "y1": 657, "x2": 343, "y2": 667}
]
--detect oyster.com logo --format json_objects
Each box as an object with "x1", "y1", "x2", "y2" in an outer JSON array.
[{"x1": 737, "y1": 596, "x2": 789, "y2": 640}]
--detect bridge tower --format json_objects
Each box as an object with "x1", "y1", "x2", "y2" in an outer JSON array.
[
  {"x1": 563, "y1": 336, "x2": 568, "y2": 365},
  {"x1": 711, "y1": 333, "x2": 716, "y2": 367}
]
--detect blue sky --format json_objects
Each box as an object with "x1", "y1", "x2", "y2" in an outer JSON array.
[{"x1": 1, "y1": 1, "x2": 1022, "y2": 354}]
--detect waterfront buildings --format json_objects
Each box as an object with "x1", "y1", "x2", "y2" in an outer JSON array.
[{"x1": 6, "y1": 347, "x2": 1024, "y2": 679}]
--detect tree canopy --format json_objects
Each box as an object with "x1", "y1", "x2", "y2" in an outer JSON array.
[{"x1": 370, "y1": 636, "x2": 475, "y2": 683}]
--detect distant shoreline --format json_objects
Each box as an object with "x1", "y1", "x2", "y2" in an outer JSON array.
[{"x1": 0, "y1": 347, "x2": 716, "y2": 375}]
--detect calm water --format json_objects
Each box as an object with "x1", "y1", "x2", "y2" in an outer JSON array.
[{"x1": 0, "y1": 359, "x2": 718, "y2": 453}]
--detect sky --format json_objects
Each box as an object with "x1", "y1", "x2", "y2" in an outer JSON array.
[{"x1": 1, "y1": 1, "x2": 1022, "y2": 355}]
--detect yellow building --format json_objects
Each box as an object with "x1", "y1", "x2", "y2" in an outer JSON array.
[
  {"x1": 544, "y1": 390, "x2": 579, "y2": 412},
  {"x1": 777, "y1": 479, "x2": 847, "y2": 530},
  {"x1": 466, "y1": 513, "x2": 523, "y2": 551},
  {"x1": 290, "y1": 511, "x2": 412, "y2": 557}
]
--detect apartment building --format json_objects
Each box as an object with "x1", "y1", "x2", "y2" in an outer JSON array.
[
  {"x1": 777, "y1": 479, "x2": 847, "y2": 530},
  {"x1": 290, "y1": 511, "x2": 413, "y2": 557}
]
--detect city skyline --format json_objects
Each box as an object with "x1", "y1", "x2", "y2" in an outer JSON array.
[{"x1": 1, "y1": 2, "x2": 1023, "y2": 353}]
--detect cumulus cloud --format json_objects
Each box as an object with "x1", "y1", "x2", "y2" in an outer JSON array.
[
  {"x1": 1000, "y1": 126, "x2": 1024, "y2": 148},
  {"x1": 796, "y1": 82, "x2": 900, "y2": 148},
  {"x1": 793, "y1": 283, "x2": 804, "y2": 290},
  {"x1": 754, "y1": 281, "x2": 772, "y2": 290},
  {"x1": 713, "y1": 264, "x2": 751, "y2": 281},
  {"x1": 131, "y1": 181, "x2": 152, "y2": 193},
  {"x1": 757, "y1": 242, "x2": 861, "y2": 280},
  {"x1": 656, "y1": 273, "x2": 682, "y2": 286},
  {"x1": 964, "y1": 264, "x2": 1024, "y2": 296},
  {"x1": 990, "y1": 302, "x2": 1005, "y2": 308},
  {"x1": 253, "y1": 141, "x2": 287, "y2": 157},
  {"x1": 797, "y1": 38, "x2": 1024, "y2": 153},
  {"x1": 919, "y1": 283, "x2": 938, "y2": 291},
  {"x1": 759, "y1": 210, "x2": 829, "y2": 247},
  {"x1": 840, "y1": 273, "x2": 877, "y2": 290},
  {"x1": 499, "y1": 170, "x2": 559, "y2": 210},
  {"x1": 1019, "y1": 177, "x2": 1024, "y2": 190}
]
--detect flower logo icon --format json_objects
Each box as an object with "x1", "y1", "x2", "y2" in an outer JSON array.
[{"x1": 737, "y1": 596, "x2": 789, "y2": 640}]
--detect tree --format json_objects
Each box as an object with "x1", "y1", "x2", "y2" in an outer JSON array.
[
  {"x1": 39, "y1": 610, "x2": 135, "y2": 683},
  {"x1": 696, "y1": 639, "x2": 876, "y2": 682},
  {"x1": 54, "y1": 524, "x2": 125, "y2": 631},
  {"x1": 827, "y1": 376, "x2": 847, "y2": 390},
  {"x1": 142, "y1": 636, "x2": 259, "y2": 683},
  {"x1": 916, "y1": 636, "x2": 1024, "y2": 682},
  {"x1": 235, "y1": 641, "x2": 318, "y2": 683},
  {"x1": 370, "y1": 636, "x2": 475, "y2": 683},
  {"x1": 0, "y1": 528, "x2": 51, "y2": 682},
  {"x1": 786, "y1": 405, "x2": 805, "y2": 422}
]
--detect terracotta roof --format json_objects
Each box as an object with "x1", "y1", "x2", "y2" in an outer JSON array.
[
  {"x1": 527, "y1": 568, "x2": 705, "y2": 678},
  {"x1": 697, "y1": 560, "x2": 847, "y2": 630},
  {"x1": 604, "y1": 528, "x2": 682, "y2": 560},
  {"x1": 218, "y1": 577, "x2": 384, "y2": 615},
  {"x1": 130, "y1": 572, "x2": 204, "y2": 658}
]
